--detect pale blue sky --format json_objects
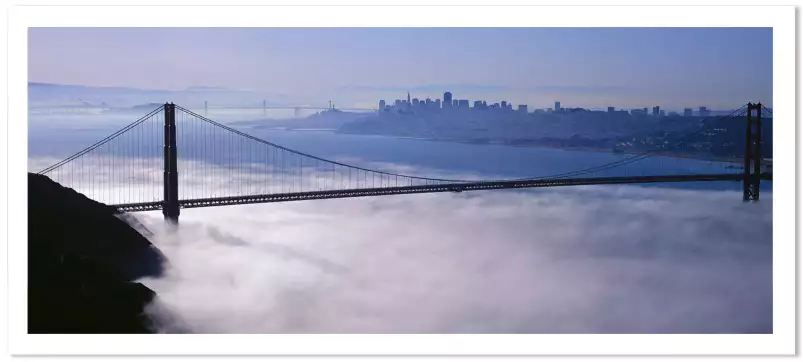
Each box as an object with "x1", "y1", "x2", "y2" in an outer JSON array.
[{"x1": 28, "y1": 27, "x2": 772, "y2": 110}]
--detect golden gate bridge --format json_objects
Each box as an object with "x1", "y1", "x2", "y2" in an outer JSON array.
[{"x1": 37, "y1": 102, "x2": 772, "y2": 223}]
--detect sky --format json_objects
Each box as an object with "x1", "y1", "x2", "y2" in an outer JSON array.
[{"x1": 29, "y1": 27, "x2": 772, "y2": 111}]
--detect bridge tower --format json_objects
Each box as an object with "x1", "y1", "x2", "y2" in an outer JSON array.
[
  {"x1": 163, "y1": 103, "x2": 180, "y2": 222},
  {"x1": 743, "y1": 102, "x2": 762, "y2": 201}
]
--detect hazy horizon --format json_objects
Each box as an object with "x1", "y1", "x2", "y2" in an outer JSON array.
[{"x1": 28, "y1": 27, "x2": 772, "y2": 110}]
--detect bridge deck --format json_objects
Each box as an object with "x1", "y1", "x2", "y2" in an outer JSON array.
[{"x1": 112, "y1": 173, "x2": 753, "y2": 212}]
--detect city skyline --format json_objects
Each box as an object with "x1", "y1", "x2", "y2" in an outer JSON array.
[
  {"x1": 28, "y1": 27, "x2": 772, "y2": 110},
  {"x1": 373, "y1": 89, "x2": 729, "y2": 115}
]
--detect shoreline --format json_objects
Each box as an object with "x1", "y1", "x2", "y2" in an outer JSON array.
[
  {"x1": 252, "y1": 127, "x2": 745, "y2": 165},
  {"x1": 337, "y1": 131, "x2": 745, "y2": 165}
]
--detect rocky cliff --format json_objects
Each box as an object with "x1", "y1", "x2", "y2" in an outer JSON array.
[{"x1": 28, "y1": 173, "x2": 166, "y2": 333}]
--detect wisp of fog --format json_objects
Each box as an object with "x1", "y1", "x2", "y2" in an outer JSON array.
[{"x1": 132, "y1": 183, "x2": 771, "y2": 334}]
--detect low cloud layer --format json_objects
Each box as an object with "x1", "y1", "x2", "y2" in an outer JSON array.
[
  {"x1": 28, "y1": 153, "x2": 773, "y2": 333},
  {"x1": 133, "y1": 185, "x2": 772, "y2": 334}
]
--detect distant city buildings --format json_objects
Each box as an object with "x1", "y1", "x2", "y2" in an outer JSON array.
[{"x1": 372, "y1": 90, "x2": 713, "y2": 122}]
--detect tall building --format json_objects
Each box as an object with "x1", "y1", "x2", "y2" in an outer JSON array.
[
  {"x1": 518, "y1": 105, "x2": 528, "y2": 114},
  {"x1": 652, "y1": 106, "x2": 660, "y2": 117},
  {"x1": 443, "y1": 92, "x2": 453, "y2": 106},
  {"x1": 554, "y1": 101, "x2": 561, "y2": 112},
  {"x1": 699, "y1": 106, "x2": 710, "y2": 117},
  {"x1": 458, "y1": 99, "x2": 469, "y2": 108},
  {"x1": 683, "y1": 108, "x2": 693, "y2": 117},
  {"x1": 435, "y1": 99, "x2": 441, "y2": 109},
  {"x1": 379, "y1": 100, "x2": 385, "y2": 110},
  {"x1": 607, "y1": 106, "x2": 615, "y2": 113},
  {"x1": 659, "y1": 110, "x2": 666, "y2": 117},
  {"x1": 501, "y1": 101, "x2": 508, "y2": 109},
  {"x1": 407, "y1": 91, "x2": 411, "y2": 104},
  {"x1": 453, "y1": 99, "x2": 459, "y2": 108},
  {"x1": 474, "y1": 100, "x2": 483, "y2": 109},
  {"x1": 412, "y1": 98, "x2": 420, "y2": 106}
]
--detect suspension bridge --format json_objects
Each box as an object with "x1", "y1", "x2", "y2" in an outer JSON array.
[{"x1": 36, "y1": 102, "x2": 772, "y2": 223}]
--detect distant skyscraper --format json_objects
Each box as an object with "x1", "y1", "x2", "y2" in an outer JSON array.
[
  {"x1": 659, "y1": 110, "x2": 666, "y2": 117},
  {"x1": 699, "y1": 106, "x2": 710, "y2": 117},
  {"x1": 652, "y1": 106, "x2": 660, "y2": 117},
  {"x1": 435, "y1": 99, "x2": 441, "y2": 109},
  {"x1": 443, "y1": 92, "x2": 453, "y2": 106},
  {"x1": 379, "y1": 100, "x2": 385, "y2": 110},
  {"x1": 518, "y1": 105, "x2": 528, "y2": 114},
  {"x1": 554, "y1": 101, "x2": 561, "y2": 111},
  {"x1": 501, "y1": 101, "x2": 508, "y2": 109},
  {"x1": 474, "y1": 100, "x2": 483, "y2": 109},
  {"x1": 607, "y1": 106, "x2": 615, "y2": 113},
  {"x1": 458, "y1": 99, "x2": 469, "y2": 108},
  {"x1": 683, "y1": 108, "x2": 693, "y2": 117},
  {"x1": 453, "y1": 99, "x2": 459, "y2": 108},
  {"x1": 407, "y1": 91, "x2": 411, "y2": 104},
  {"x1": 412, "y1": 98, "x2": 420, "y2": 106}
]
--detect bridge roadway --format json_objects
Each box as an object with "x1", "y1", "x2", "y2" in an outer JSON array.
[{"x1": 112, "y1": 173, "x2": 769, "y2": 212}]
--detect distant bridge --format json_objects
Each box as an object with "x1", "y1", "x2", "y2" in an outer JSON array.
[
  {"x1": 205, "y1": 105, "x2": 375, "y2": 112},
  {"x1": 38, "y1": 102, "x2": 771, "y2": 223}
]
